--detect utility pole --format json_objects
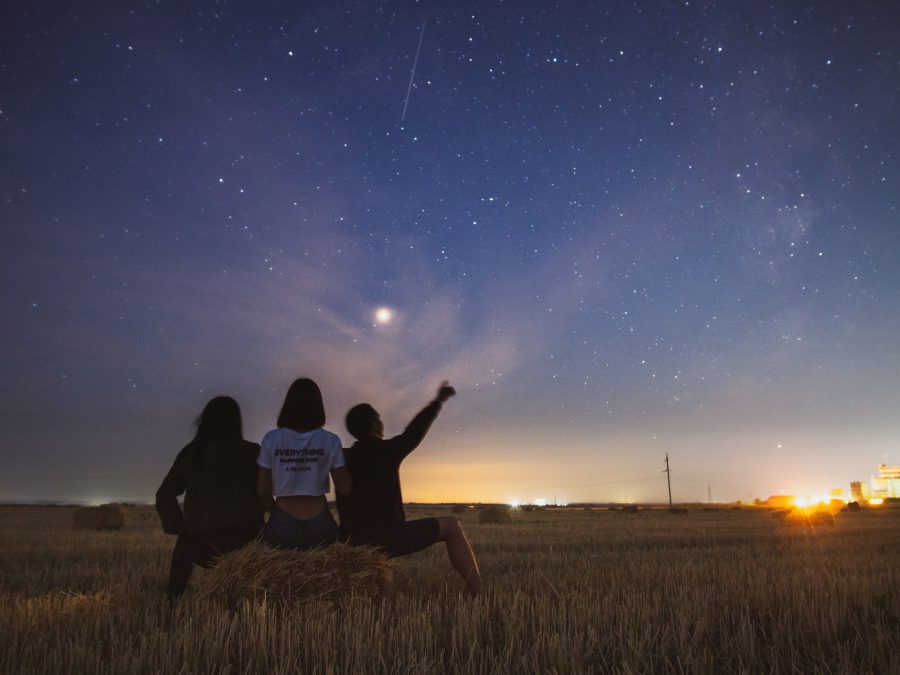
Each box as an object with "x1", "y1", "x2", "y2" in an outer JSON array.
[
  {"x1": 664, "y1": 453, "x2": 673, "y2": 507},
  {"x1": 708, "y1": 484, "x2": 712, "y2": 504}
]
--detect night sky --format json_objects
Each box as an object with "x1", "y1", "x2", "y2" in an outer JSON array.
[{"x1": 2, "y1": 1, "x2": 899, "y2": 505}]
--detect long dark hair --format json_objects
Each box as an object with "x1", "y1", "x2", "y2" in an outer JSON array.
[
  {"x1": 186, "y1": 396, "x2": 243, "y2": 478},
  {"x1": 277, "y1": 378, "x2": 326, "y2": 430},
  {"x1": 193, "y1": 396, "x2": 244, "y2": 443}
]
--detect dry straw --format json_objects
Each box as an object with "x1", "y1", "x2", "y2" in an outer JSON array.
[
  {"x1": 72, "y1": 504, "x2": 126, "y2": 530},
  {"x1": 195, "y1": 541, "x2": 393, "y2": 606}
]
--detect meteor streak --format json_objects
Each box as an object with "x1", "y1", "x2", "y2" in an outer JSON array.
[{"x1": 400, "y1": 19, "x2": 426, "y2": 122}]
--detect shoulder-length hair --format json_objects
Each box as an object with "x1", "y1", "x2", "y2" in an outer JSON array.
[
  {"x1": 277, "y1": 378, "x2": 326, "y2": 430},
  {"x1": 194, "y1": 396, "x2": 244, "y2": 443}
]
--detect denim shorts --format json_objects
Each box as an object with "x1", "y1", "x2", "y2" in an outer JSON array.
[{"x1": 264, "y1": 506, "x2": 338, "y2": 550}]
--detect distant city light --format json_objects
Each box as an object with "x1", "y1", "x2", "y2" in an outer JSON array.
[{"x1": 793, "y1": 494, "x2": 846, "y2": 509}]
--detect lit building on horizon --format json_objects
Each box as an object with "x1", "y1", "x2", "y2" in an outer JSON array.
[
  {"x1": 850, "y1": 481, "x2": 870, "y2": 502},
  {"x1": 869, "y1": 464, "x2": 900, "y2": 499},
  {"x1": 851, "y1": 464, "x2": 900, "y2": 502}
]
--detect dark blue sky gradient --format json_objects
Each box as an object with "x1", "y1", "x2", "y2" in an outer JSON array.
[{"x1": 2, "y1": 1, "x2": 898, "y2": 503}]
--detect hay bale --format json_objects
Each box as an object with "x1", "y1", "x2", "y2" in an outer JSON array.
[
  {"x1": 779, "y1": 508, "x2": 835, "y2": 528},
  {"x1": 195, "y1": 541, "x2": 392, "y2": 606},
  {"x1": 847, "y1": 501, "x2": 861, "y2": 512},
  {"x1": 478, "y1": 506, "x2": 512, "y2": 524},
  {"x1": 807, "y1": 510, "x2": 835, "y2": 527},
  {"x1": 72, "y1": 504, "x2": 126, "y2": 530}
]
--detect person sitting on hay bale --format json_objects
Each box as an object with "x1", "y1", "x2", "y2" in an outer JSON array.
[
  {"x1": 256, "y1": 378, "x2": 351, "y2": 550},
  {"x1": 156, "y1": 396, "x2": 264, "y2": 598},
  {"x1": 339, "y1": 382, "x2": 483, "y2": 596}
]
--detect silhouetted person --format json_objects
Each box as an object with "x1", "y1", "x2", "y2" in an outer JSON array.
[
  {"x1": 156, "y1": 396, "x2": 263, "y2": 598},
  {"x1": 257, "y1": 378, "x2": 351, "y2": 549},
  {"x1": 338, "y1": 381, "x2": 482, "y2": 595}
]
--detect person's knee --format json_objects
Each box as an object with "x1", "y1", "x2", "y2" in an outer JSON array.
[{"x1": 437, "y1": 516, "x2": 462, "y2": 539}]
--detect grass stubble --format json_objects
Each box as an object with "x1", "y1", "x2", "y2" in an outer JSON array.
[{"x1": 0, "y1": 504, "x2": 897, "y2": 674}]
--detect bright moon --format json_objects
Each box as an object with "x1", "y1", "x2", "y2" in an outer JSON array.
[{"x1": 374, "y1": 307, "x2": 393, "y2": 325}]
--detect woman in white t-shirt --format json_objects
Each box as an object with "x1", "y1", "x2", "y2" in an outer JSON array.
[{"x1": 257, "y1": 378, "x2": 351, "y2": 549}]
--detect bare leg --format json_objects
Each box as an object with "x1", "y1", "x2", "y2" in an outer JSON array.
[{"x1": 436, "y1": 517, "x2": 483, "y2": 596}]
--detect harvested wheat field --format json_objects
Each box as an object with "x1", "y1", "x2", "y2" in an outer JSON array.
[{"x1": 1, "y1": 504, "x2": 898, "y2": 674}]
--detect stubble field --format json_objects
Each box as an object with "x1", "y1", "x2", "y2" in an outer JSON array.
[{"x1": 1, "y1": 504, "x2": 898, "y2": 674}]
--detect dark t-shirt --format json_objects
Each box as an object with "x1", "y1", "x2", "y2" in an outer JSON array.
[
  {"x1": 156, "y1": 438, "x2": 262, "y2": 534},
  {"x1": 338, "y1": 401, "x2": 441, "y2": 541}
]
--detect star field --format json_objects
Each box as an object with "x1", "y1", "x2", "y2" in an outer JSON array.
[{"x1": 1, "y1": 1, "x2": 898, "y2": 504}]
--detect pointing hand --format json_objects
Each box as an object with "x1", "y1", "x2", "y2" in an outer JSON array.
[{"x1": 436, "y1": 381, "x2": 456, "y2": 403}]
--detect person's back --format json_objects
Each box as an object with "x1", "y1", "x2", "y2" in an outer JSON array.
[
  {"x1": 341, "y1": 427, "x2": 422, "y2": 540},
  {"x1": 258, "y1": 427, "x2": 343, "y2": 507},
  {"x1": 179, "y1": 438, "x2": 262, "y2": 531}
]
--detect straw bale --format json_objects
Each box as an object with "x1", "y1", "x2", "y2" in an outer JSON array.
[
  {"x1": 779, "y1": 508, "x2": 835, "y2": 528},
  {"x1": 806, "y1": 509, "x2": 835, "y2": 526},
  {"x1": 478, "y1": 506, "x2": 512, "y2": 524},
  {"x1": 72, "y1": 504, "x2": 126, "y2": 530},
  {"x1": 195, "y1": 541, "x2": 393, "y2": 606}
]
